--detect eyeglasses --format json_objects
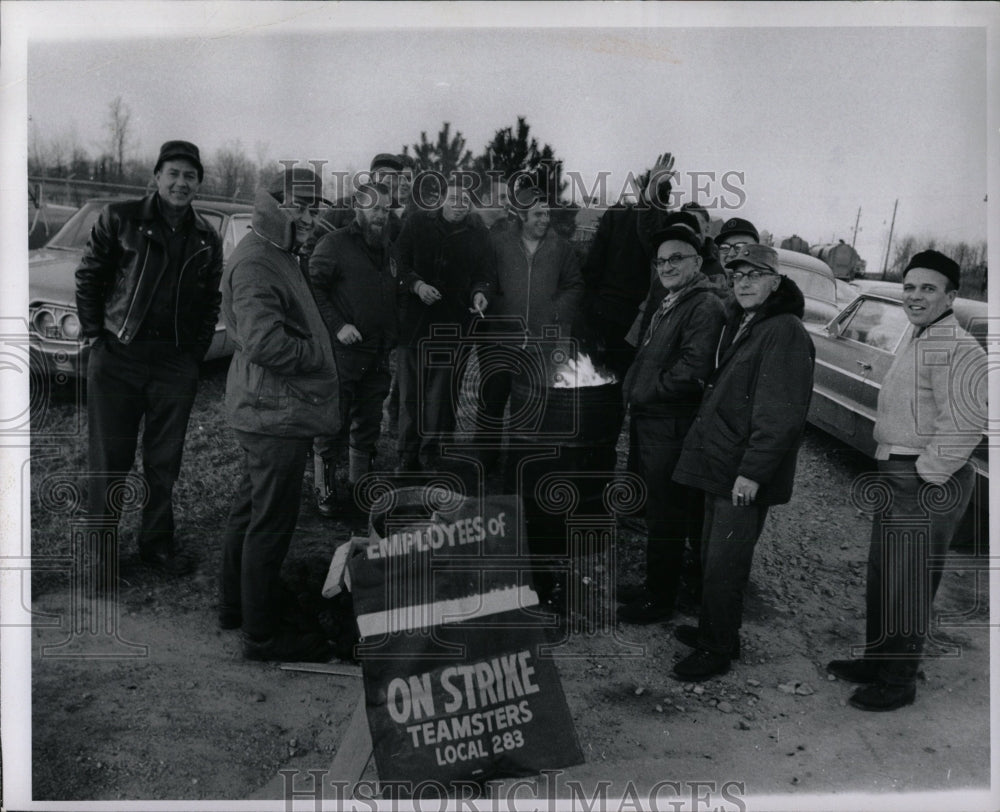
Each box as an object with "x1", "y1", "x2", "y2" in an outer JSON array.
[
  {"x1": 728, "y1": 268, "x2": 776, "y2": 283},
  {"x1": 718, "y1": 241, "x2": 750, "y2": 255},
  {"x1": 652, "y1": 253, "x2": 698, "y2": 270}
]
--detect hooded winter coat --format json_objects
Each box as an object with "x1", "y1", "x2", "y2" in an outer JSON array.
[
  {"x1": 220, "y1": 188, "x2": 340, "y2": 438},
  {"x1": 622, "y1": 276, "x2": 726, "y2": 417},
  {"x1": 672, "y1": 276, "x2": 815, "y2": 506}
]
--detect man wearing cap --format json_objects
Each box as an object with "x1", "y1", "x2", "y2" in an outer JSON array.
[
  {"x1": 76, "y1": 140, "x2": 223, "y2": 581},
  {"x1": 219, "y1": 165, "x2": 339, "y2": 662},
  {"x1": 827, "y1": 250, "x2": 987, "y2": 711},
  {"x1": 714, "y1": 217, "x2": 760, "y2": 264},
  {"x1": 310, "y1": 182, "x2": 404, "y2": 518},
  {"x1": 670, "y1": 244, "x2": 814, "y2": 680},
  {"x1": 306, "y1": 153, "x2": 409, "y2": 255},
  {"x1": 617, "y1": 211, "x2": 726, "y2": 624},
  {"x1": 580, "y1": 153, "x2": 676, "y2": 379}
]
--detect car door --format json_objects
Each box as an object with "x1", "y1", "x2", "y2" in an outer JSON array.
[{"x1": 819, "y1": 296, "x2": 910, "y2": 454}]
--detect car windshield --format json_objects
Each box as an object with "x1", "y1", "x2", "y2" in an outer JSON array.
[{"x1": 45, "y1": 202, "x2": 103, "y2": 250}]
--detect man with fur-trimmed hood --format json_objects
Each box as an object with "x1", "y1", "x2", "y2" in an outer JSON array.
[
  {"x1": 670, "y1": 244, "x2": 815, "y2": 681},
  {"x1": 219, "y1": 166, "x2": 340, "y2": 663}
]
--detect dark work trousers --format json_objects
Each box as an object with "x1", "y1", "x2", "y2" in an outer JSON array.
[
  {"x1": 863, "y1": 458, "x2": 975, "y2": 687},
  {"x1": 472, "y1": 342, "x2": 515, "y2": 440},
  {"x1": 630, "y1": 414, "x2": 703, "y2": 604},
  {"x1": 86, "y1": 336, "x2": 199, "y2": 560},
  {"x1": 220, "y1": 430, "x2": 311, "y2": 640},
  {"x1": 314, "y1": 350, "x2": 392, "y2": 461},
  {"x1": 396, "y1": 341, "x2": 471, "y2": 464},
  {"x1": 697, "y1": 494, "x2": 769, "y2": 655}
]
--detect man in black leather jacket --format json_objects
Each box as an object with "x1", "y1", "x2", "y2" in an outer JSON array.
[{"x1": 75, "y1": 140, "x2": 223, "y2": 583}]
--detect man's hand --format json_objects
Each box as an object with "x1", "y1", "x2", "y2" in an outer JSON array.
[
  {"x1": 731, "y1": 475, "x2": 760, "y2": 506},
  {"x1": 414, "y1": 281, "x2": 442, "y2": 305},
  {"x1": 470, "y1": 292, "x2": 488, "y2": 316},
  {"x1": 336, "y1": 324, "x2": 362, "y2": 345},
  {"x1": 648, "y1": 152, "x2": 677, "y2": 191}
]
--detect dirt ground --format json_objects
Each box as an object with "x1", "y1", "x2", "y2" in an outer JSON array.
[{"x1": 26, "y1": 366, "x2": 992, "y2": 807}]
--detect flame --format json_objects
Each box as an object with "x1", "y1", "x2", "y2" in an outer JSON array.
[{"x1": 551, "y1": 352, "x2": 618, "y2": 389}]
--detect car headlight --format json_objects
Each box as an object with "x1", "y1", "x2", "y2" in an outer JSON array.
[
  {"x1": 32, "y1": 309, "x2": 56, "y2": 336},
  {"x1": 60, "y1": 312, "x2": 82, "y2": 340}
]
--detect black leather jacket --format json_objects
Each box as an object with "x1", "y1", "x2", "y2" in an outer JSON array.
[{"x1": 75, "y1": 193, "x2": 224, "y2": 359}]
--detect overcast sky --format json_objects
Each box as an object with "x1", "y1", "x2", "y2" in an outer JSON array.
[{"x1": 12, "y1": 2, "x2": 994, "y2": 275}]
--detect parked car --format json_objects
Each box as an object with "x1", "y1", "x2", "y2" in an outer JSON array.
[
  {"x1": 774, "y1": 247, "x2": 859, "y2": 325},
  {"x1": 805, "y1": 282, "x2": 989, "y2": 547},
  {"x1": 28, "y1": 197, "x2": 253, "y2": 377}
]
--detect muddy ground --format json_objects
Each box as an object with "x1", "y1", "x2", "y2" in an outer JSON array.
[{"x1": 25, "y1": 363, "x2": 992, "y2": 808}]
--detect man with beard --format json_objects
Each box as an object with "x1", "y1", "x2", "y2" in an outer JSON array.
[
  {"x1": 304, "y1": 153, "x2": 410, "y2": 259},
  {"x1": 75, "y1": 140, "x2": 222, "y2": 582},
  {"x1": 310, "y1": 183, "x2": 404, "y2": 519},
  {"x1": 219, "y1": 166, "x2": 338, "y2": 661},
  {"x1": 394, "y1": 177, "x2": 494, "y2": 473},
  {"x1": 671, "y1": 244, "x2": 814, "y2": 681},
  {"x1": 580, "y1": 152, "x2": 676, "y2": 379}
]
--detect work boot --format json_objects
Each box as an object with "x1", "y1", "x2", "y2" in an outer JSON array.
[
  {"x1": 671, "y1": 649, "x2": 731, "y2": 682},
  {"x1": 827, "y1": 658, "x2": 878, "y2": 684},
  {"x1": 242, "y1": 630, "x2": 332, "y2": 663},
  {"x1": 313, "y1": 455, "x2": 337, "y2": 518},
  {"x1": 675, "y1": 624, "x2": 741, "y2": 660},
  {"x1": 848, "y1": 681, "x2": 916, "y2": 712}
]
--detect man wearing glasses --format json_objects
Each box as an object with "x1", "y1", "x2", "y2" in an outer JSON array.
[
  {"x1": 670, "y1": 244, "x2": 814, "y2": 680},
  {"x1": 712, "y1": 217, "x2": 760, "y2": 297},
  {"x1": 618, "y1": 211, "x2": 726, "y2": 624}
]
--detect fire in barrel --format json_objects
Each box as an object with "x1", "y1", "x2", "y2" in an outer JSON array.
[{"x1": 505, "y1": 343, "x2": 623, "y2": 602}]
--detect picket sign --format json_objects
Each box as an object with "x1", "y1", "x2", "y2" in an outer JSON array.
[{"x1": 345, "y1": 488, "x2": 584, "y2": 792}]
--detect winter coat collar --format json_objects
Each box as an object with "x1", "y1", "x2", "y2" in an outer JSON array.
[
  {"x1": 716, "y1": 275, "x2": 806, "y2": 367},
  {"x1": 136, "y1": 192, "x2": 215, "y2": 237},
  {"x1": 250, "y1": 188, "x2": 298, "y2": 253},
  {"x1": 724, "y1": 274, "x2": 805, "y2": 325}
]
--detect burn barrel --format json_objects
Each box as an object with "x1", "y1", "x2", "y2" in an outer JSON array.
[{"x1": 505, "y1": 359, "x2": 624, "y2": 595}]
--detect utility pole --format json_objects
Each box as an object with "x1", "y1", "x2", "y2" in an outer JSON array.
[
  {"x1": 851, "y1": 206, "x2": 861, "y2": 248},
  {"x1": 881, "y1": 198, "x2": 898, "y2": 280}
]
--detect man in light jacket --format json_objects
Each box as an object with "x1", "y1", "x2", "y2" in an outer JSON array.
[
  {"x1": 827, "y1": 250, "x2": 987, "y2": 711},
  {"x1": 671, "y1": 244, "x2": 815, "y2": 681},
  {"x1": 220, "y1": 166, "x2": 339, "y2": 662}
]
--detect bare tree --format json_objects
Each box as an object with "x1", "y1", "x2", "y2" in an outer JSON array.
[
  {"x1": 28, "y1": 120, "x2": 49, "y2": 176},
  {"x1": 105, "y1": 96, "x2": 134, "y2": 180},
  {"x1": 213, "y1": 140, "x2": 256, "y2": 200}
]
